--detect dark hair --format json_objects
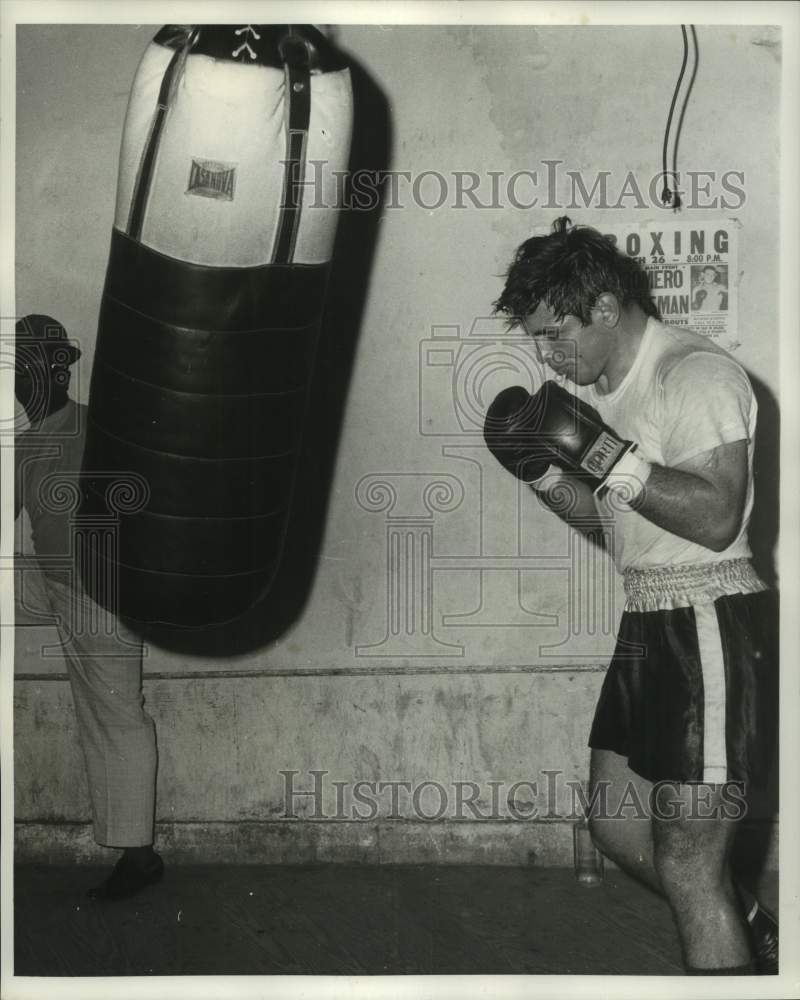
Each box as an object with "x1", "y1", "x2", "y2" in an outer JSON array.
[{"x1": 493, "y1": 216, "x2": 659, "y2": 327}]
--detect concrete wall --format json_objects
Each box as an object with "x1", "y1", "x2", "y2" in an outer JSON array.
[{"x1": 13, "y1": 24, "x2": 780, "y2": 865}]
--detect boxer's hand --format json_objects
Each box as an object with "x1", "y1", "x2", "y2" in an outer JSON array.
[
  {"x1": 531, "y1": 380, "x2": 651, "y2": 501},
  {"x1": 483, "y1": 386, "x2": 553, "y2": 485}
]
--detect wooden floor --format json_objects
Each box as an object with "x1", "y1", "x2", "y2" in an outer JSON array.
[{"x1": 11, "y1": 863, "x2": 696, "y2": 976}]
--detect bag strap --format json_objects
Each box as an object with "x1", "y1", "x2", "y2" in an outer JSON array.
[
  {"x1": 127, "y1": 27, "x2": 198, "y2": 242},
  {"x1": 272, "y1": 31, "x2": 312, "y2": 264}
]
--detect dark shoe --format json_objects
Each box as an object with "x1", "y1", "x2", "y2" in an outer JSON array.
[
  {"x1": 749, "y1": 903, "x2": 778, "y2": 975},
  {"x1": 86, "y1": 853, "x2": 164, "y2": 901}
]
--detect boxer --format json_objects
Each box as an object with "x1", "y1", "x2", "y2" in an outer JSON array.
[{"x1": 485, "y1": 219, "x2": 778, "y2": 975}]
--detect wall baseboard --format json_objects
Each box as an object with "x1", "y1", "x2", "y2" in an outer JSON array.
[{"x1": 14, "y1": 818, "x2": 778, "y2": 871}]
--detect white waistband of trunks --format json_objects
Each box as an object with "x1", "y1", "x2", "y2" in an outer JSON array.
[{"x1": 622, "y1": 557, "x2": 768, "y2": 612}]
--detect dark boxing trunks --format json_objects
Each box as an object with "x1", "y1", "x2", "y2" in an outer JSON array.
[{"x1": 589, "y1": 560, "x2": 778, "y2": 785}]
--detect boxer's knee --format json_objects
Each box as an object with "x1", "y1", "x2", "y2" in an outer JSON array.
[
  {"x1": 652, "y1": 816, "x2": 730, "y2": 904},
  {"x1": 586, "y1": 812, "x2": 615, "y2": 856}
]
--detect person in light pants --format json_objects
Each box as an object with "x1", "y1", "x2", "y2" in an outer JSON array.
[{"x1": 14, "y1": 314, "x2": 162, "y2": 900}]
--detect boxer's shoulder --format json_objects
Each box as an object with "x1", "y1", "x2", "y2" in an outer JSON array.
[{"x1": 649, "y1": 322, "x2": 747, "y2": 394}]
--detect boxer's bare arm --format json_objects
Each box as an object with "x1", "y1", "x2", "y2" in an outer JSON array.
[
  {"x1": 633, "y1": 439, "x2": 747, "y2": 552},
  {"x1": 532, "y1": 439, "x2": 747, "y2": 553}
]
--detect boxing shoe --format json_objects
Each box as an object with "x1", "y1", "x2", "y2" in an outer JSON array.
[
  {"x1": 748, "y1": 902, "x2": 778, "y2": 975},
  {"x1": 86, "y1": 851, "x2": 164, "y2": 901}
]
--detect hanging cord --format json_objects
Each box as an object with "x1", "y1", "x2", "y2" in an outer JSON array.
[
  {"x1": 661, "y1": 25, "x2": 689, "y2": 208},
  {"x1": 669, "y1": 25, "x2": 699, "y2": 210}
]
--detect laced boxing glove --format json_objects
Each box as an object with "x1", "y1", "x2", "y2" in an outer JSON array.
[
  {"x1": 483, "y1": 386, "x2": 558, "y2": 485},
  {"x1": 530, "y1": 380, "x2": 651, "y2": 501}
]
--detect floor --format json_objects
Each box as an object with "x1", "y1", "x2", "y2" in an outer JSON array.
[{"x1": 11, "y1": 863, "x2": 700, "y2": 977}]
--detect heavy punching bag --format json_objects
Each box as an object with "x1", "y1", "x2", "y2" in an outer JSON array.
[{"x1": 80, "y1": 24, "x2": 353, "y2": 626}]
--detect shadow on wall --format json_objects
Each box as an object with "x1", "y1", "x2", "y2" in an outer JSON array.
[
  {"x1": 731, "y1": 370, "x2": 779, "y2": 888},
  {"x1": 138, "y1": 50, "x2": 392, "y2": 656},
  {"x1": 748, "y1": 373, "x2": 778, "y2": 591}
]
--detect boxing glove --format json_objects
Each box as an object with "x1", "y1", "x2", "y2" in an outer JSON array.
[
  {"x1": 483, "y1": 386, "x2": 555, "y2": 485},
  {"x1": 530, "y1": 380, "x2": 651, "y2": 500}
]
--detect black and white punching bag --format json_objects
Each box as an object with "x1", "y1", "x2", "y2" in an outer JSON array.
[{"x1": 80, "y1": 25, "x2": 353, "y2": 626}]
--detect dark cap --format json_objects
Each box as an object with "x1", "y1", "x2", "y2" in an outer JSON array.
[{"x1": 15, "y1": 314, "x2": 81, "y2": 365}]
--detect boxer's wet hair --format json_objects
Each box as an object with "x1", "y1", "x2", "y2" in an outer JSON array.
[{"x1": 494, "y1": 216, "x2": 659, "y2": 328}]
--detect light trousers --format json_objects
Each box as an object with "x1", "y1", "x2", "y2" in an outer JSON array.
[{"x1": 17, "y1": 561, "x2": 157, "y2": 847}]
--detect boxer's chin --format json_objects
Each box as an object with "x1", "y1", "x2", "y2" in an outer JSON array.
[{"x1": 550, "y1": 363, "x2": 576, "y2": 385}]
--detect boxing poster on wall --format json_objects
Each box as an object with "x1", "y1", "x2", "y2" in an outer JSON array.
[{"x1": 602, "y1": 220, "x2": 740, "y2": 350}]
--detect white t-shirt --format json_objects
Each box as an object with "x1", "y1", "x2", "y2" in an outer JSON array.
[{"x1": 575, "y1": 317, "x2": 756, "y2": 571}]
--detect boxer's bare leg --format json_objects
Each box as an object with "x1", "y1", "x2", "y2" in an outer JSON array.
[
  {"x1": 651, "y1": 781, "x2": 750, "y2": 969},
  {"x1": 588, "y1": 748, "x2": 660, "y2": 892},
  {"x1": 588, "y1": 748, "x2": 752, "y2": 969},
  {"x1": 589, "y1": 748, "x2": 760, "y2": 907}
]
